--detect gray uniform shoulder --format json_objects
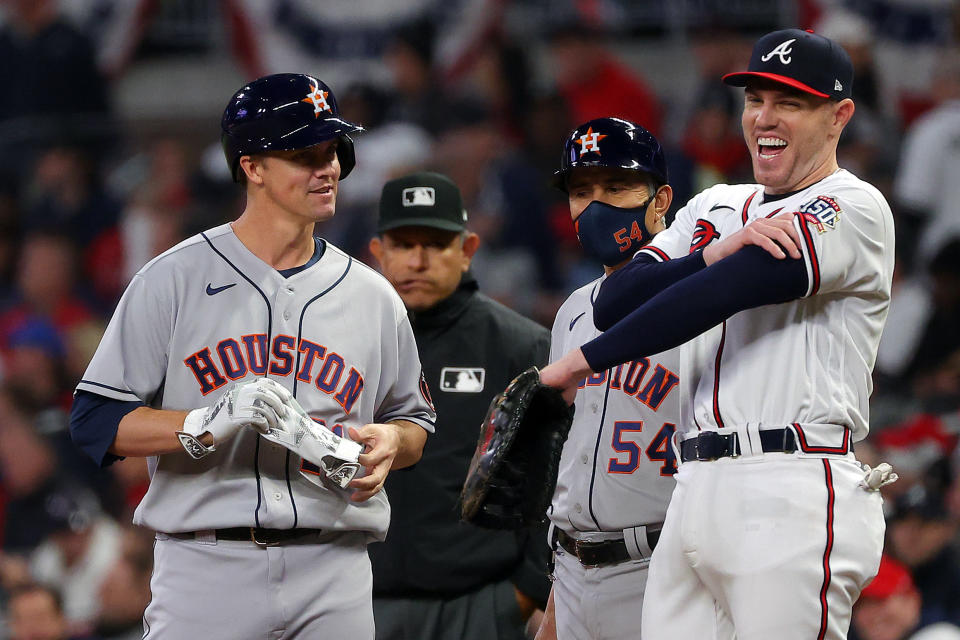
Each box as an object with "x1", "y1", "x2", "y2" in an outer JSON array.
[
  {"x1": 553, "y1": 277, "x2": 602, "y2": 331},
  {"x1": 132, "y1": 229, "x2": 218, "y2": 279},
  {"x1": 324, "y1": 242, "x2": 409, "y2": 322}
]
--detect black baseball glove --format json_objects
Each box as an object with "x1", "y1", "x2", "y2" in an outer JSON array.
[{"x1": 460, "y1": 367, "x2": 574, "y2": 529}]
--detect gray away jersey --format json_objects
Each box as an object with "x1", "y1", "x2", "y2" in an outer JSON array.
[
  {"x1": 549, "y1": 276, "x2": 680, "y2": 533},
  {"x1": 77, "y1": 224, "x2": 436, "y2": 540}
]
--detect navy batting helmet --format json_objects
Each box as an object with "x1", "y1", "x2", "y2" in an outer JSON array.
[
  {"x1": 553, "y1": 117, "x2": 667, "y2": 191},
  {"x1": 221, "y1": 73, "x2": 364, "y2": 182}
]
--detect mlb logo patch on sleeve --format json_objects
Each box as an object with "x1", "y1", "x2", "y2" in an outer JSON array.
[
  {"x1": 440, "y1": 367, "x2": 485, "y2": 393},
  {"x1": 798, "y1": 195, "x2": 841, "y2": 233}
]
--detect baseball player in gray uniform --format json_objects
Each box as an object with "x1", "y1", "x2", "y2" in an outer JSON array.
[
  {"x1": 69, "y1": 73, "x2": 436, "y2": 639},
  {"x1": 536, "y1": 118, "x2": 680, "y2": 640},
  {"x1": 542, "y1": 30, "x2": 896, "y2": 640}
]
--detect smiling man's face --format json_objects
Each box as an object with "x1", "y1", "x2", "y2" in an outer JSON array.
[
  {"x1": 255, "y1": 139, "x2": 341, "y2": 222},
  {"x1": 741, "y1": 79, "x2": 848, "y2": 194}
]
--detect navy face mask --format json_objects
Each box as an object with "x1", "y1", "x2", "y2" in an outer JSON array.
[{"x1": 574, "y1": 196, "x2": 655, "y2": 267}]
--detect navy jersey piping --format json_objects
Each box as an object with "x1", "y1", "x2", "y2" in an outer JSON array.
[
  {"x1": 587, "y1": 374, "x2": 613, "y2": 530},
  {"x1": 288, "y1": 254, "x2": 353, "y2": 527},
  {"x1": 202, "y1": 231, "x2": 274, "y2": 528},
  {"x1": 78, "y1": 379, "x2": 140, "y2": 397}
]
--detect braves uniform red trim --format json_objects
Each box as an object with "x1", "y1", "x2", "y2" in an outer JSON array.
[
  {"x1": 793, "y1": 423, "x2": 851, "y2": 455},
  {"x1": 639, "y1": 245, "x2": 670, "y2": 262},
  {"x1": 712, "y1": 322, "x2": 727, "y2": 429},
  {"x1": 740, "y1": 191, "x2": 759, "y2": 224},
  {"x1": 818, "y1": 459, "x2": 836, "y2": 640},
  {"x1": 795, "y1": 213, "x2": 822, "y2": 295}
]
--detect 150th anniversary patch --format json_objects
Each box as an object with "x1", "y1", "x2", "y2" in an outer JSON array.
[{"x1": 798, "y1": 195, "x2": 841, "y2": 233}]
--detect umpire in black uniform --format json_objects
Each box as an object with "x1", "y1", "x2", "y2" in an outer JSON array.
[{"x1": 367, "y1": 171, "x2": 552, "y2": 639}]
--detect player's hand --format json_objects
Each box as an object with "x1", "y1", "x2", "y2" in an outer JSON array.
[
  {"x1": 540, "y1": 349, "x2": 593, "y2": 405},
  {"x1": 254, "y1": 382, "x2": 364, "y2": 488},
  {"x1": 177, "y1": 378, "x2": 286, "y2": 459},
  {"x1": 702, "y1": 212, "x2": 802, "y2": 265},
  {"x1": 347, "y1": 423, "x2": 402, "y2": 502}
]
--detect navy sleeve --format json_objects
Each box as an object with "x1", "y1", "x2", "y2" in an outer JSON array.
[
  {"x1": 69, "y1": 390, "x2": 143, "y2": 468},
  {"x1": 594, "y1": 251, "x2": 708, "y2": 331},
  {"x1": 582, "y1": 246, "x2": 808, "y2": 371}
]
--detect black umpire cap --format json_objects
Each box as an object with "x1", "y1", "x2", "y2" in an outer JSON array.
[{"x1": 377, "y1": 172, "x2": 468, "y2": 233}]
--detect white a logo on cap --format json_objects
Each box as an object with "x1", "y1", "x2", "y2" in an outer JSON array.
[
  {"x1": 834, "y1": 79, "x2": 843, "y2": 91},
  {"x1": 402, "y1": 187, "x2": 436, "y2": 207},
  {"x1": 761, "y1": 38, "x2": 796, "y2": 65}
]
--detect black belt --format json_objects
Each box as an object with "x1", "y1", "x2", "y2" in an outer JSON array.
[
  {"x1": 555, "y1": 527, "x2": 660, "y2": 568},
  {"x1": 680, "y1": 429, "x2": 796, "y2": 462},
  {"x1": 171, "y1": 527, "x2": 325, "y2": 546}
]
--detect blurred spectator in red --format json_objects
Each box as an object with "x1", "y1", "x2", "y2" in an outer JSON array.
[
  {"x1": 5, "y1": 582, "x2": 91, "y2": 640},
  {"x1": 887, "y1": 485, "x2": 960, "y2": 628},
  {"x1": 0, "y1": 233, "x2": 93, "y2": 332},
  {"x1": 93, "y1": 525, "x2": 154, "y2": 640},
  {"x1": 0, "y1": 232, "x2": 96, "y2": 353},
  {"x1": 97, "y1": 139, "x2": 194, "y2": 299},
  {"x1": 546, "y1": 22, "x2": 662, "y2": 136},
  {"x1": 850, "y1": 554, "x2": 960, "y2": 640},
  {"x1": 679, "y1": 84, "x2": 751, "y2": 195},
  {"x1": 0, "y1": 0, "x2": 114, "y2": 182}
]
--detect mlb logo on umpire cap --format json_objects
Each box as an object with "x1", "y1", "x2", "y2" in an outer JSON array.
[
  {"x1": 723, "y1": 28, "x2": 853, "y2": 100},
  {"x1": 402, "y1": 187, "x2": 436, "y2": 207},
  {"x1": 378, "y1": 172, "x2": 468, "y2": 233}
]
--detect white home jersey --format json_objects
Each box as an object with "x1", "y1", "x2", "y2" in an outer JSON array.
[
  {"x1": 638, "y1": 169, "x2": 893, "y2": 446},
  {"x1": 77, "y1": 224, "x2": 436, "y2": 539},
  {"x1": 549, "y1": 277, "x2": 680, "y2": 533}
]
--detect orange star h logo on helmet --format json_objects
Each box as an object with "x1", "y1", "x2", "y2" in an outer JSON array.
[
  {"x1": 577, "y1": 127, "x2": 607, "y2": 156},
  {"x1": 302, "y1": 83, "x2": 332, "y2": 118}
]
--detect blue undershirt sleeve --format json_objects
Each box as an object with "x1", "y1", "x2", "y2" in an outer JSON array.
[
  {"x1": 69, "y1": 391, "x2": 144, "y2": 468},
  {"x1": 582, "y1": 246, "x2": 809, "y2": 371},
  {"x1": 594, "y1": 251, "x2": 708, "y2": 331}
]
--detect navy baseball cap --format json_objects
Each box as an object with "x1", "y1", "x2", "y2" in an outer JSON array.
[{"x1": 723, "y1": 29, "x2": 853, "y2": 100}]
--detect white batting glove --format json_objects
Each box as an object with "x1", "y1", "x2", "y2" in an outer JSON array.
[
  {"x1": 860, "y1": 462, "x2": 899, "y2": 491},
  {"x1": 176, "y1": 378, "x2": 286, "y2": 460},
  {"x1": 255, "y1": 383, "x2": 363, "y2": 489}
]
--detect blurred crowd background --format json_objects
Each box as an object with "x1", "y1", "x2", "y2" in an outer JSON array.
[{"x1": 0, "y1": 0, "x2": 958, "y2": 638}]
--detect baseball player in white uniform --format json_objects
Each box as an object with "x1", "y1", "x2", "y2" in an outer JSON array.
[
  {"x1": 542, "y1": 30, "x2": 897, "y2": 640},
  {"x1": 69, "y1": 73, "x2": 436, "y2": 639},
  {"x1": 536, "y1": 118, "x2": 680, "y2": 640}
]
